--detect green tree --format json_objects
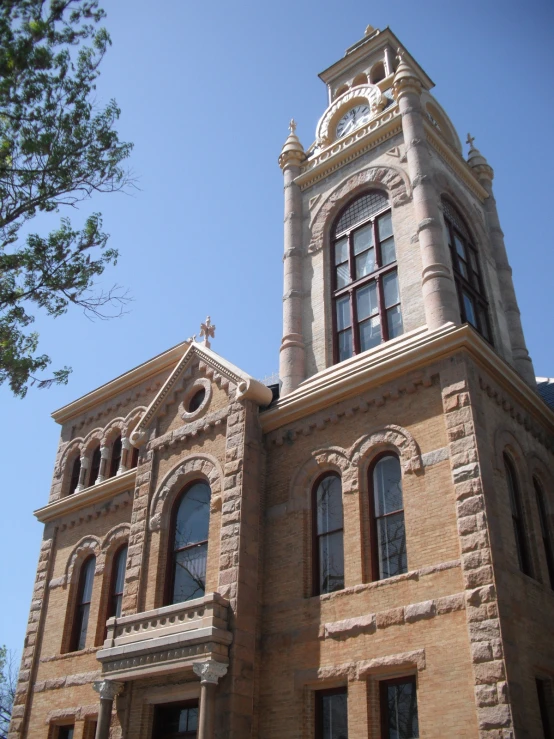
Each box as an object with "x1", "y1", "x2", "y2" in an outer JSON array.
[
  {"x1": 0, "y1": 646, "x2": 17, "y2": 738},
  {"x1": 0, "y1": 0, "x2": 133, "y2": 397}
]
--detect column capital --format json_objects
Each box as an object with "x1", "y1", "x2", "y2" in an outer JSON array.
[
  {"x1": 193, "y1": 660, "x2": 228, "y2": 685},
  {"x1": 100, "y1": 445, "x2": 110, "y2": 459},
  {"x1": 93, "y1": 680, "x2": 124, "y2": 700}
]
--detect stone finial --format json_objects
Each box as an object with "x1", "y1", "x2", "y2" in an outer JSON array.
[
  {"x1": 193, "y1": 659, "x2": 228, "y2": 685},
  {"x1": 93, "y1": 680, "x2": 124, "y2": 701},
  {"x1": 278, "y1": 120, "x2": 305, "y2": 170},
  {"x1": 466, "y1": 133, "x2": 493, "y2": 181},
  {"x1": 392, "y1": 49, "x2": 421, "y2": 99},
  {"x1": 199, "y1": 316, "x2": 215, "y2": 349},
  {"x1": 365, "y1": 24, "x2": 375, "y2": 36}
]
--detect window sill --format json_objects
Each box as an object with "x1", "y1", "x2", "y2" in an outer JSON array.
[{"x1": 34, "y1": 468, "x2": 137, "y2": 523}]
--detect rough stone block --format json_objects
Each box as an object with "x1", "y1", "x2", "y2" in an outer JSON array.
[
  {"x1": 376, "y1": 607, "x2": 404, "y2": 629},
  {"x1": 478, "y1": 704, "x2": 511, "y2": 729},
  {"x1": 404, "y1": 600, "x2": 435, "y2": 623}
]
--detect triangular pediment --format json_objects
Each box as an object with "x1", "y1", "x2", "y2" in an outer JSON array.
[{"x1": 130, "y1": 342, "x2": 272, "y2": 446}]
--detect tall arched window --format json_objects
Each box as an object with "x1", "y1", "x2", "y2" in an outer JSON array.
[
  {"x1": 168, "y1": 481, "x2": 211, "y2": 605},
  {"x1": 370, "y1": 455, "x2": 407, "y2": 580},
  {"x1": 332, "y1": 191, "x2": 403, "y2": 363},
  {"x1": 442, "y1": 198, "x2": 491, "y2": 342},
  {"x1": 88, "y1": 446, "x2": 101, "y2": 487},
  {"x1": 68, "y1": 456, "x2": 81, "y2": 495},
  {"x1": 313, "y1": 475, "x2": 344, "y2": 595},
  {"x1": 70, "y1": 555, "x2": 95, "y2": 652},
  {"x1": 108, "y1": 545, "x2": 128, "y2": 619},
  {"x1": 369, "y1": 61, "x2": 386, "y2": 83},
  {"x1": 534, "y1": 477, "x2": 554, "y2": 589},
  {"x1": 503, "y1": 454, "x2": 531, "y2": 575},
  {"x1": 109, "y1": 436, "x2": 122, "y2": 478}
]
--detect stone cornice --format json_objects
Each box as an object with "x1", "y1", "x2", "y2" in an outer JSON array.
[
  {"x1": 260, "y1": 323, "x2": 554, "y2": 436},
  {"x1": 297, "y1": 107, "x2": 402, "y2": 192},
  {"x1": 424, "y1": 123, "x2": 488, "y2": 202},
  {"x1": 34, "y1": 469, "x2": 136, "y2": 523},
  {"x1": 51, "y1": 342, "x2": 189, "y2": 425}
]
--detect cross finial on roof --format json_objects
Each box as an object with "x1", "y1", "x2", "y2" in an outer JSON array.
[
  {"x1": 289, "y1": 119, "x2": 297, "y2": 134},
  {"x1": 199, "y1": 316, "x2": 216, "y2": 349},
  {"x1": 466, "y1": 133, "x2": 476, "y2": 149},
  {"x1": 396, "y1": 47, "x2": 405, "y2": 63}
]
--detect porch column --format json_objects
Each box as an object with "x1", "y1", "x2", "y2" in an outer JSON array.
[
  {"x1": 93, "y1": 680, "x2": 124, "y2": 739},
  {"x1": 193, "y1": 660, "x2": 228, "y2": 739}
]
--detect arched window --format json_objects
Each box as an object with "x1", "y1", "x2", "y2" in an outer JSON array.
[
  {"x1": 168, "y1": 481, "x2": 211, "y2": 605},
  {"x1": 369, "y1": 61, "x2": 386, "y2": 84},
  {"x1": 332, "y1": 191, "x2": 403, "y2": 363},
  {"x1": 352, "y1": 72, "x2": 368, "y2": 87},
  {"x1": 534, "y1": 477, "x2": 554, "y2": 589},
  {"x1": 68, "y1": 456, "x2": 81, "y2": 495},
  {"x1": 70, "y1": 555, "x2": 95, "y2": 652},
  {"x1": 442, "y1": 198, "x2": 491, "y2": 342},
  {"x1": 88, "y1": 446, "x2": 101, "y2": 487},
  {"x1": 503, "y1": 454, "x2": 531, "y2": 575},
  {"x1": 108, "y1": 545, "x2": 128, "y2": 619},
  {"x1": 313, "y1": 475, "x2": 344, "y2": 595},
  {"x1": 109, "y1": 436, "x2": 122, "y2": 478},
  {"x1": 370, "y1": 455, "x2": 407, "y2": 580}
]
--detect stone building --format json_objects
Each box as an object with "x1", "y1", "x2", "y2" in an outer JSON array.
[{"x1": 9, "y1": 24, "x2": 554, "y2": 739}]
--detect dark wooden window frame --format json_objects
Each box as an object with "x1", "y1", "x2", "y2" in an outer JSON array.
[
  {"x1": 109, "y1": 435, "x2": 122, "y2": 478},
  {"x1": 331, "y1": 194, "x2": 401, "y2": 365},
  {"x1": 68, "y1": 455, "x2": 81, "y2": 496},
  {"x1": 379, "y1": 675, "x2": 419, "y2": 739},
  {"x1": 315, "y1": 686, "x2": 348, "y2": 739},
  {"x1": 88, "y1": 445, "x2": 101, "y2": 487},
  {"x1": 442, "y1": 200, "x2": 492, "y2": 342},
  {"x1": 153, "y1": 699, "x2": 199, "y2": 739},
  {"x1": 165, "y1": 480, "x2": 211, "y2": 606},
  {"x1": 69, "y1": 555, "x2": 95, "y2": 653},
  {"x1": 312, "y1": 473, "x2": 345, "y2": 597},
  {"x1": 130, "y1": 445, "x2": 140, "y2": 470},
  {"x1": 534, "y1": 477, "x2": 554, "y2": 589},
  {"x1": 503, "y1": 453, "x2": 532, "y2": 576},
  {"x1": 107, "y1": 543, "x2": 128, "y2": 620},
  {"x1": 369, "y1": 452, "x2": 407, "y2": 582}
]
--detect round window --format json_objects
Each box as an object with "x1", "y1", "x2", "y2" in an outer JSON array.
[{"x1": 187, "y1": 388, "x2": 206, "y2": 413}]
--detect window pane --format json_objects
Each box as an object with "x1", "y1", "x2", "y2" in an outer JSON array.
[
  {"x1": 316, "y1": 476, "x2": 343, "y2": 534},
  {"x1": 477, "y1": 307, "x2": 490, "y2": 341},
  {"x1": 378, "y1": 211, "x2": 393, "y2": 241},
  {"x1": 359, "y1": 317, "x2": 381, "y2": 352},
  {"x1": 356, "y1": 282, "x2": 378, "y2": 321},
  {"x1": 353, "y1": 224, "x2": 373, "y2": 255},
  {"x1": 320, "y1": 691, "x2": 348, "y2": 739},
  {"x1": 173, "y1": 543, "x2": 207, "y2": 603},
  {"x1": 336, "y1": 297, "x2": 351, "y2": 331},
  {"x1": 334, "y1": 237, "x2": 348, "y2": 266},
  {"x1": 374, "y1": 457, "x2": 403, "y2": 516},
  {"x1": 355, "y1": 248, "x2": 375, "y2": 279},
  {"x1": 383, "y1": 271, "x2": 400, "y2": 308},
  {"x1": 338, "y1": 329, "x2": 352, "y2": 361},
  {"x1": 319, "y1": 531, "x2": 345, "y2": 594},
  {"x1": 386, "y1": 680, "x2": 419, "y2": 738},
  {"x1": 381, "y1": 237, "x2": 396, "y2": 266},
  {"x1": 378, "y1": 513, "x2": 407, "y2": 578},
  {"x1": 387, "y1": 306, "x2": 404, "y2": 339},
  {"x1": 174, "y1": 483, "x2": 211, "y2": 550},
  {"x1": 469, "y1": 250, "x2": 479, "y2": 274},
  {"x1": 76, "y1": 603, "x2": 90, "y2": 650},
  {"x1": 462, "y1": 292, "x2": 477, "y2": 327},
  {"x1": 334, "y1": 191, "x2": 388, "y2": 234},
  {"x1": 58, "y1": 728, "x2": 75, "y2": 739},
  {"x1": 81, "y1": 558, "x2": 95, "y2": 604},
  {"x1": 457, "y1": 259, "x2": 468, "y2": 279},
  {"x1": 454, "y1": 235, "x2": 467, "y2": 260},
  {"x1": 336, "y1": 262, "x2": 351, "y2": 289}
]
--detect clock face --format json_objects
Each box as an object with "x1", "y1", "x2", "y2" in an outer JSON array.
[{"x1": 336, "y1": 104, "x2": 371, "y2": 139}]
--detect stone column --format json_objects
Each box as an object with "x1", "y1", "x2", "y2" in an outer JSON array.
[
  {"x1": 383, "y1": 46, "x2": 394, "y2": 77},
  {"x1": 278, "y1": 121, "x2": 305, "y2": 397},
  {"x1": 96, "y1": 445, "x2": 109, "y2": 484},
  {"x1": 93, "y1": 680, "x2": 124, "y2": 739},
  {"x1": 118, "y1": 436, "x2": 131, "y2": 475},
  {"x1": 393, "y1": 55, "x2": 460, "y2": 330},
  {"x1": 193, "y1": 660, "x2": 228, "y2": 739},
  {"x1": 76, "y1": 455, "x2": 89, "y2": 493},
  {"x1": 467, "y1": 142, "x2": 536, "y2": 386}
]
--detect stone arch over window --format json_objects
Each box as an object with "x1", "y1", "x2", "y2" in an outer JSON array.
[
  {"x1": 334, "y1": 84, "x2": 349, "y2": 99},
  {"x1": 350, "y1": 424, "x2": 423, "y2": 484},
  {"x1": 289, "y1": 447, "x2": 354, "y2": 509},
  {"x1": 65, "y1": 536, "x2": 102, "y2": 585},
  {"x1": 149, "y1": 454, "x2": 223, "y2": 531},
  {"x1": 352, "y1": 72, "x2": 368, "y2": 87},
  {"x1": 56, "y1": 438, "x2": 84, "y2": 480},
  {"x1": 309, "y1": 164, "x2": 411, "y2": 255},
  {"x1": 369, "y1": 61, "x2": 386, "y2": 84}
]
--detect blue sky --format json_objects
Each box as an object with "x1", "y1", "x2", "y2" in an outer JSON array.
[{"x1": 1, "y1": 0, "x2": 553, "y2": 656}]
